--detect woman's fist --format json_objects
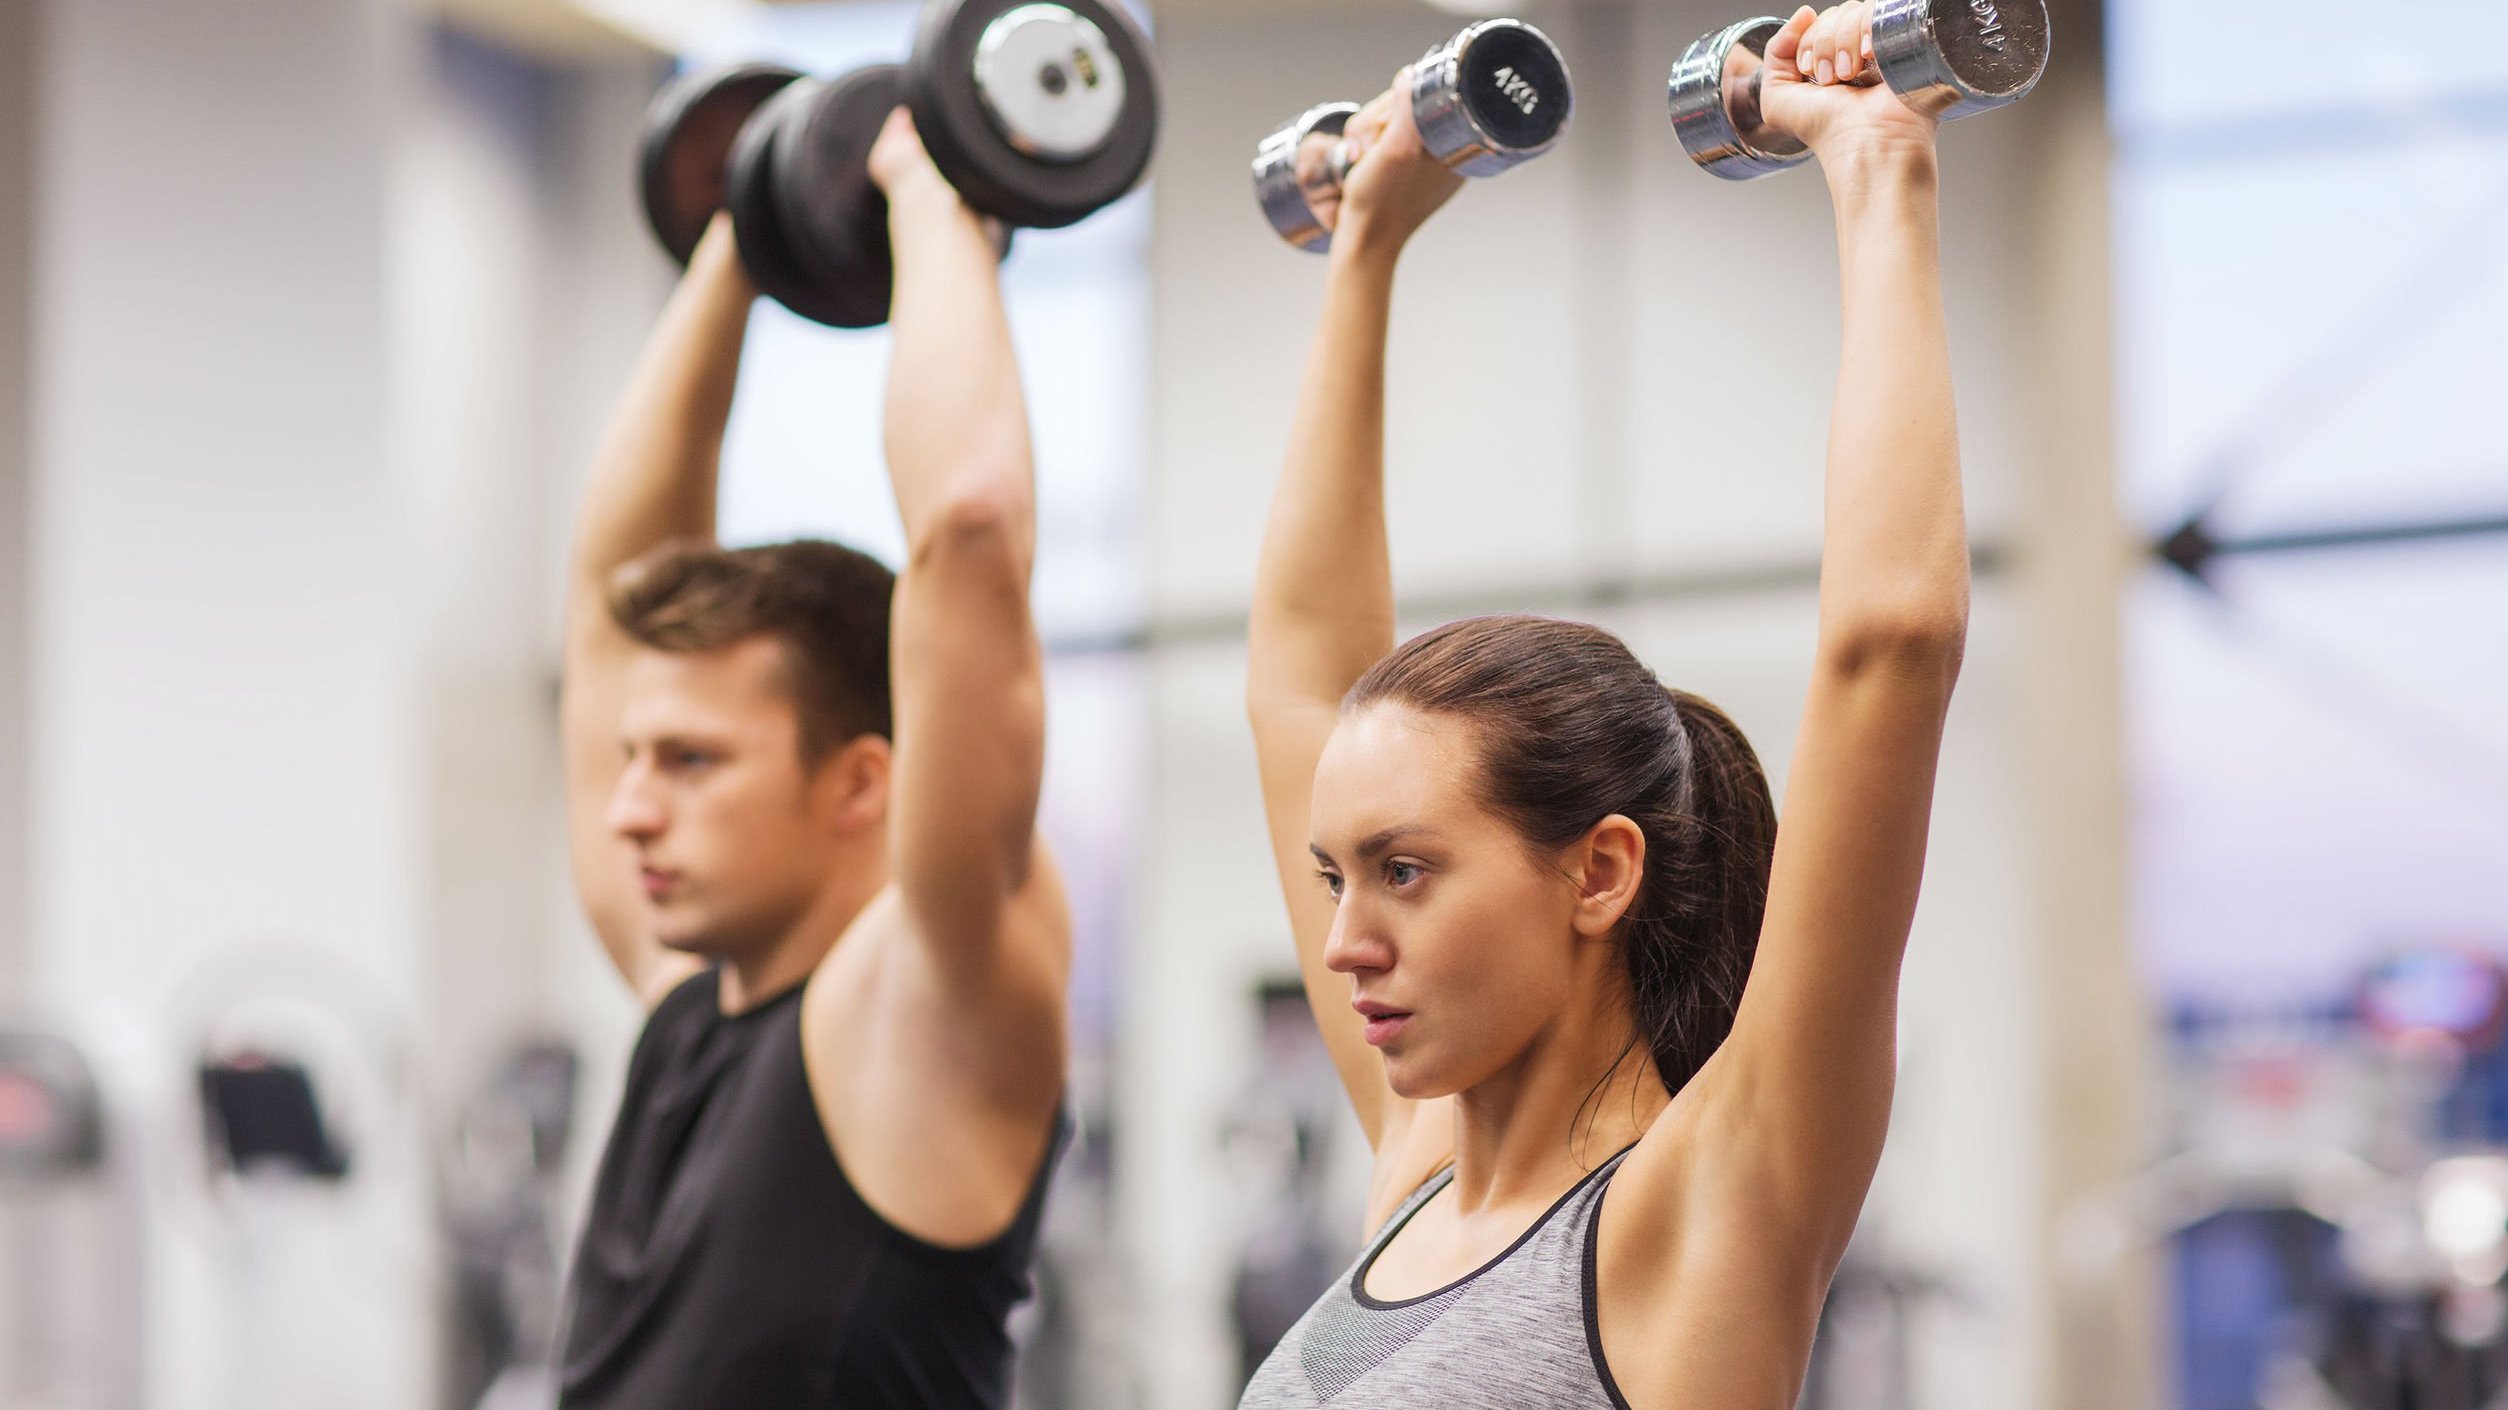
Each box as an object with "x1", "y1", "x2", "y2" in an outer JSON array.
[
  {"x1": 1330, "y1": 68, "x2": 1465, "y2": 256},
  {"x1": 1758, "y1": 3, "x2": 1940, "y2": 167}
]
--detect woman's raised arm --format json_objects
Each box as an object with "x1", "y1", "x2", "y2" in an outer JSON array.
[
  {"x1": 1245, "y1": 73, "x2": 1463, "y2": 1151},
  {"x1": 1634, "y1": 0, "x2": 1971, "y2": 1269}
]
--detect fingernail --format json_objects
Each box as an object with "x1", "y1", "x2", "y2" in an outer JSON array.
[{"x1": 1816, "y1": 57, "x2": 1833, "y2": 84}]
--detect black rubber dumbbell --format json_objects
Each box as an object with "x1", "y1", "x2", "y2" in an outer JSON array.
[
  {"x1": 639, "y1": 0, "x2": 1160, "y2": 327},
  {"x1": 1251, "y1": 19, "x2": 1571, "y2": 254}
]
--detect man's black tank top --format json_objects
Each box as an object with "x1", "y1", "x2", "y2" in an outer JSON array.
[{"x1": 558, "y1": 970, "x2": 1062, "y2": 1410}]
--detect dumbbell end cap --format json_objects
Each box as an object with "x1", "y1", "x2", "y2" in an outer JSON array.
[
  {"x1": 1414, "y1": 18, "x2": 1572, "y2": 178},
  {"x1": 1666, "y1": 17, "x2": 1812, "y2": 181},
  {"x1": 1872, "y1": 0, "x2": 2052, "y2": 119}
]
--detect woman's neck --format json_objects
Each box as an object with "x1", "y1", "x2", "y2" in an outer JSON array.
[{"x1": 1443, "y1": 1006, "x2": 1668, "y2": 1214}]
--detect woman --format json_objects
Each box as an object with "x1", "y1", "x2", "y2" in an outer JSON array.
[{"x1": 1237, "y1": 4, "x2": 1968, "y2": 1406}]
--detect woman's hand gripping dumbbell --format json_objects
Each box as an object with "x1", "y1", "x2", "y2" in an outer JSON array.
[
  {"x1": 1669, "y1": 0, "x2": 2049, "y2": 180},
  {"x1": 1252, "y1": 19, "x2": 1572, "y2": 253}
]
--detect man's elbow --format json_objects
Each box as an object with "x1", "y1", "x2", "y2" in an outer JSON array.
[{"x1": 909, "y1": 481, "x2": 1034, "y2": 573}]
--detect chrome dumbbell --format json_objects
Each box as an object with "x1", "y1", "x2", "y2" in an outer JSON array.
[
  {"x1": 1668, "y1": 0, "x2": 2050, "y2": 180},
  {"x1": 1252, "y1": 19, "x2": 1572, "y2": 253}
]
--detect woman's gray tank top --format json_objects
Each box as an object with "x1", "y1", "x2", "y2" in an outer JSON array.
[{"x1": 1238, "y1": 1148, "x2": 1636, "y2": 1409}]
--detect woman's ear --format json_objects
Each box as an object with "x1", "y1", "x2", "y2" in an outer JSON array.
[
  {"x1": 1570, "y1": 815, "x2": 1647, "y2": 938},
  {"x1": 812, "y1": 733, "x2": 892, "y2": 834}
]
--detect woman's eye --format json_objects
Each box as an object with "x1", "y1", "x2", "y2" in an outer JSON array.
[
  {"x1": 1386, "y1": 861, "x2": 1423, "y2": 887},
  {"x1": 1315, "y1": 870, "x2": 1344, "y2": 899}
]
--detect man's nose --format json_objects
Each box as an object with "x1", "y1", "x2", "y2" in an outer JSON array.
[{"x1": 607, "y1": 763, "x2": 666, "y2": 841}]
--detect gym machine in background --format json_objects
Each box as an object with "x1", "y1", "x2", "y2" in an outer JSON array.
[
  {"x1": 639, "y1": 0, "x2": 1161, "y2": 328},
  {"x1": 2068, "y1": 946, "x2": 2508, "y2": 1410},
  {"x1": 0, "y1": 1020, "x2": 149, "y2": 1410},
  {"x1": 185, "y1": 960, "x2": 439, "y2": 1410},
  {"x1": 443, "y1": 1042, "x2": 583, "y2": 1410}
]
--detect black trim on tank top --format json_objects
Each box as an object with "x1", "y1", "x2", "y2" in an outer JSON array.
[
  {"x1": 1581, "y1": 1161, "x2": 1638, "y2": 1410},
  {"x1": 1352, "y1": 1147, "x2": 1635, "y2": 1311}
]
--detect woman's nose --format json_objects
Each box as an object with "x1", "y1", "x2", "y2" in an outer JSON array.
[{"x1": 1322, "y1": 907, "x2": 1390, "y2": 976}]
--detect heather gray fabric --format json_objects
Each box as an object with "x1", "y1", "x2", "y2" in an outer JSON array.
[{"x1": 1237, "y1": 1148, "x2": 1636, "y2": 1409}]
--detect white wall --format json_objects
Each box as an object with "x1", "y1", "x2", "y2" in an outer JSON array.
[
  {"x1": 0, "y1": 0, "x2": 34, "y2": 1000},
  {"x1": 32, "y1": 0, "x2": 417, "y2": 1026},
  {"x1": 28, "y1": 0, "x2": 437, "y2": 1404},
  {"x1": 394, "y1": 22, "x2": 673, "y2": 1122},
  {"x1": 18, "y1": 9, "x2": 684, "y2": 1402},
  {"x1": 1127, "y1": 3, "x2": 2088, "y2": 1405}
]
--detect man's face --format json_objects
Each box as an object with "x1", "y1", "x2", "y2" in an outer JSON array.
[{"x1": 606, "y1": 636, "x2": 872, "y2": 960}]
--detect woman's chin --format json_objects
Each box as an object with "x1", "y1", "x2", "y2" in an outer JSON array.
[{"x1": 1383, "y1": 1056, "x2": 1460, "y2": 1103}]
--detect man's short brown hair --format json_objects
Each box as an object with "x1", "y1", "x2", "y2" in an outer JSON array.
[{"x1": 609, "y1": 538, "x2": 896, "y2": 762}]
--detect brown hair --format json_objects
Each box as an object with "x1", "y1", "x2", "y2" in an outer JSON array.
[
  {"x1": 1347, "y1": 615, "x2": 1777, "y2": 1100},
  {"x1": 608, "y1": 538, "x2": 896, "y2": 762}
]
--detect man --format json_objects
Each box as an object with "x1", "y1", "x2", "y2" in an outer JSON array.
[{"x1": 553, "y1": 110, "x2": 1069, "y2": 1410}]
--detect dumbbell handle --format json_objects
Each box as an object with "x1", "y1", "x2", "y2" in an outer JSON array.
[{"x1": 1734, "y1": 48, "x2": 1887, "y2": 113}]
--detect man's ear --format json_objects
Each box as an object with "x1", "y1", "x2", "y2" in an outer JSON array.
[
  {"x1": 1569, "y1": 814, "x2": 1647, "y2": 938},
  {"x1": 811, "y1": 733, "x2": 892, "y2": 833}
]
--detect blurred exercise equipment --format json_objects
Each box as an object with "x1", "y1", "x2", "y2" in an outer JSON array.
[
  {"x1": 442, "y1": 1040, "x2": 581, "y2": 1410},
  {"x1": 2068, "y1": 946, "x2": 2508, "y2": 1410},
  {"x1": 0, "y1": 1020, "x2": 150, "y2": 1410}
]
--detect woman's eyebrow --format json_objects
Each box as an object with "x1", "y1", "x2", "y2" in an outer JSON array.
[{"x1": 1313, "y1": 827, "x2": 1443, "y2": 865}]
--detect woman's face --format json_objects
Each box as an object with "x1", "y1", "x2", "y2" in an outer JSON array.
[{"x1": 1308, "y1": 703, "x2": 1594, "y2": 1100}]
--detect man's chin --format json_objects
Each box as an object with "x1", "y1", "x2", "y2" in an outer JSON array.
[{"x1": 651, "y1": 918, "x2": 723, "y2": 957}]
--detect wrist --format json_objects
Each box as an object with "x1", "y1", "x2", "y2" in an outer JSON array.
[
  {"x1": 884, "y1": 170, "x2": 971, "y2": 228},
  {"x1": 1330, "y1": 217, "x2": 1410, "y2": 276},
  {"x1": 1817, "y1": 137, "x2": 1939, "y2": 211},
  {"x1": 690, "y1": 214, "x2": 758, "y2": 299}
]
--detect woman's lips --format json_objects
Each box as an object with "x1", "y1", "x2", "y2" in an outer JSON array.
[{"x1": 1353, "y1": 1001, "x2": 1413, "y2": 1047}]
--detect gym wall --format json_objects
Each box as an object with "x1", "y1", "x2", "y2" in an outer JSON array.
[{"x1": 0, "y1": 0, "x2": 35, "y2": 1002}]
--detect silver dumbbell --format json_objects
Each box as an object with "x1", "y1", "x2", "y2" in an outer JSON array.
[
  {"x1": 1252, "y1": 19, "x2": 1573, "y2": 253},
  {"x1": 1668, "y1": 0, "x2": 2050, "y2": 180}
]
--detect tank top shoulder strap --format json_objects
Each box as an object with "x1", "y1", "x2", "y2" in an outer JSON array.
[
  {"x1": 1568, "y1": 1145, "x2": 1639, "y2": 1226},
  {"x1": 1551, "y1": 1145, "x2": 1638, "y2": 1267},
  {"x1": 1362, "y1": 1161, "x2": 1458, "y2": 1256}
]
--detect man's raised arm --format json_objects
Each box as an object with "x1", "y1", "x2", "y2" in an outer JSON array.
[
  {"x1": 864, "y1": 110, "x2": 1050, "y2": 986},
  {"x1": 560, "y1": 214, "x2": 756, "y2": 1004}
]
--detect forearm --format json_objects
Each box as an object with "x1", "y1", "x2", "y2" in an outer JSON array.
[
  {"x1": 572, "y1": 222, "x2": 754, "y2": 586},
  {"x1": 1816, "y1": 150, "x2": 1969, "y2": 662},
  {"x1": 1248, "y1": 245, "x2": 1402, "y2": 708},
  {"x1": 880, "y1": 176, "x2": 1047, "y2": 953},
  {"x1": 883, "y1": 186, "x2": 1036, "y2": 555}
]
